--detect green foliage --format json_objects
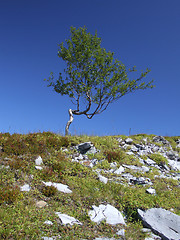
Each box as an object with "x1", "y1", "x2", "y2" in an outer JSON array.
[
  {"x1": 45, "y1": 26, "x2": 154, "y2": 134},
  {"x1": 104, "y1": 149, "x2": 126, "y2": 163},
  {"x1": 148, "y1": 153, "x2": 168, "y2": 166}
]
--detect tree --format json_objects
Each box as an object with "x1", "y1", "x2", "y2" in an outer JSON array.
[{"x1": 45, "y1": 26, "x2": 154, "y2": 135}]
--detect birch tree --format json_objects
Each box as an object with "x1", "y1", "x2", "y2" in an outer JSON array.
[{"x1": 45, "y1": 26, "x2": 154, "y2": 135}]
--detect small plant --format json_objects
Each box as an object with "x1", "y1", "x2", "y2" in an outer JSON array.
[
  {"x1": 42, "y1": 185, "x2": 57, "y2": 197},
  {"x1": 40, "y1": 166, "x2": 57, "y2": 181},
  {"x1": 0, "y1": 185, "x2": 20, "y2": 204},
  {"x1": 104, "y1": 149, "x2": 126, "y2": 163},
  {"x1": 8, "y1": 157, "x2": 25, "y2": 170}
]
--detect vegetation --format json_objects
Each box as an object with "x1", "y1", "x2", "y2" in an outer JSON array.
[
  {"x1": 45, "y1": 26, "x2": 154, "y2": 135},
  {"x1": 0, "y1": 132, "x2": 179, "y2": 239}
]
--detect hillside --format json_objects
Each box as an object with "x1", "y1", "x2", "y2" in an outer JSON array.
[{"x1": 0, "y1": 132, "x2": 180, "y2": 240}]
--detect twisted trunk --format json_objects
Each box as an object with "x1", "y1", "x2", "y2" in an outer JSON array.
[{"x1": 65, "y1": 109, "x2": 74, "y2": 135}]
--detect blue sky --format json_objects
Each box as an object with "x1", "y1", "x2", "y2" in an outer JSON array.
[{"x1": 1, "y1": 0, "x2": 180, "y2": 136}]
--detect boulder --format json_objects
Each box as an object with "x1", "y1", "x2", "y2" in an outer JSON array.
[
  {"x1": 125, "y1": 138, "x2": 133, "y2": 144},
  {"x1": 89, "y1": 204, "x2": 126, "y2": 225},
  {"x1": 138, "y1": 208, "x2": 180, "y2": 240},
  {"x1": 153, "y1": 136, "x2": 170, "y2": 146},
  {"x1": 76, "y1": 142, "x2": 97, "y2": 154}
]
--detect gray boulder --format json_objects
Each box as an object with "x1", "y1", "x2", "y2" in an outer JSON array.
[
  {"x1": 138, "y1": 208, "x2": 180, "y2": 240},
  {"x1": 76, "y1": 142, "x2": 97, "y2": 154},
  {"x1": 77, "y1": 142, "x2": 91, "y2": 154},
  {"x1": 153, "y1": 136, "x2": 170, "y2": 146}
]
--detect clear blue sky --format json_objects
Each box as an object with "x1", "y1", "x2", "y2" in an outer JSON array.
[{"x1": 1, "y1": 0, "x2": 180, "y2": 136}]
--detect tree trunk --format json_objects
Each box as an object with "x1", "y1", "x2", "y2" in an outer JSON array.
[{"x1": 65, "y1": 109, "x2": 74, "y2": 135}]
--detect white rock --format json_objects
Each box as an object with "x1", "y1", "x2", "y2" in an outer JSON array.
[
  {"x1": 125, "y1": 138, "x2": 133, "y2": 144},
  {"x1": 44, "y1": 220, "x2": 53, "y2": 225},
  {"x1": 42, "y1": 237, "x2": 54, "y2": 240},
  {"x1": 35, "y1": 156, "x2": 43, "y2": 165},
  {"x1": 55, "y1": 212, "x2": 82, "y2": 225},
  {"x1": 88, "y1": 204, "x2": 126, "y2": 225},
  {"x1": 42, "y1": 182, "x2": 72, "y2": 193},
  {"x1": 146, "y1": 188, "x2": 156, "y2": 195},
  {"x1": 98, "y1": 174, "x2": 108, "y2": 184},
  {"x1": 95, "y1": 238, "x2": 115, "y2": 240},
  {"x1": 114, "y1": 166, "x2": 125, "y2": 174},
  {"x1": 116, "y1": 228, "x2": 125, "y2": 236},
  {"x1": 35, "y1": 166, "x2": 43, "y2": 170},
  {"x1": 168, "y1": 160, "x2": 180, "y2": 171},
  {"x1": 20, "y1": 184, "x2": 31, "y2": 192},
  {"x1": 110, "y1": 162, "x2": 117, "y2": 168}
]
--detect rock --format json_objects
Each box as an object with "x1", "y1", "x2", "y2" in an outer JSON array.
[
  {"x1": 88, "y1": 204, "x2": 126, "y2": 225},
  {"x1": 36, "y1": 200, "x2": 47, "y2": 208},
  {"x1": 131, "y1": 145, "x2": 138, "y2": 152},
  {"x1": 116, "y1": 229, "x2": 125, "y2": 237},
  {"x1": 35, "y1": 166, "x2": 43, "y2": 170},
  {"x1": 145, "y1": 233, "x2": 161, "y2": 240},
  {"x1": 55, "y1": 212, "x2": 82, "y2": 225},
  {"x1": 94, "y1": 238, "x2": 116, "y2": 240},
  {"x1": 130, "y1": 177, "x2": 152, "y2": 185},
  {"x1": 125, "y1": 138, "x2": 133, "y2": 144},
  {"x1": 98, "y1": 174, "x2": 108, "y2": 184},
  {"x1": 110, "y1": 162, "x2": 117, "y2": 168},
  {"x1": 168, "y1": 160, "x2": 180, "y2": 171},
  {"x1": 42, "y1": 237, "x2": 55, "y2": 240},
  {"x1": 123, "y1": 164, "x2": 149, "y2": 173},
  {"x1": 114, "y1": 166, "x2": 125, "y2": 174},
  {"x1": 35, "y1": 156, "x2": 43, "y2": 165},
  {"x1": 144, "y1": 158, "x2": 156, "y2": 166},
  {"x1": 20, "y1": 184, "x2": 31, "y2": 191},
  {"x1": 76, "y1": 142, "x2": 91, "y2": 154},
  {"x1": 138, "y1": 208, "x2": 180, "y2": 240},
  {"x1": 153, "y1": 136, "x2": 170, "y2": 146},
  {"x1": 42, "y1": 182, "x2": 72, "y2": 193},
  {"x1": 176, "y1": 143, "x2": 180, "y2": 148},
  {"x1": 146, "y1": 188, "x2": 156, "y2": 195},
  {"x1": 44, "y1": 220, "x2": 53, "y2": 225}
]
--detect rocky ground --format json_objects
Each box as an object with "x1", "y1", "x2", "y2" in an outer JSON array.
[{"x1": 0, "y1": 132, "x2": 180, "y2": 239}]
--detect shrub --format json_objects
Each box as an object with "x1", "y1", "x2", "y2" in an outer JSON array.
[
  {"x1": 0, "y1": 185, "x2": 20, "y2": 204},
  {"x1": 104, "y1": 149, "x2": 126, "y2": 163},
  {"x1": 41, "y1": 185, "x2": 57, "y2": 197}
]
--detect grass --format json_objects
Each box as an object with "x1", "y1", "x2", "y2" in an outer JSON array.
[{"x1": 0, "y1": 132, "x2": 180, "y2": 239}]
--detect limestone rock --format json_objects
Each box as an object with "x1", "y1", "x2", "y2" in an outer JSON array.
[
  {"x1": 114, "y1": 166, "x2": 125, "y2": 174},
  {"x1": 89, "y1": 204, "x2": 126, "y2": 225},
  {"x1": 98, "y1": 174, "x2": 108, "y2": 184},
  {"x1": 20, "y1": 184, "x2": 31, "y2": 191},
  {"x1": 44, "y1": 220, "x2": 53, "y2": 225},
  {"x1": 55, "y1": 212, "x2": 82, "y2": 225},
  {"x1": 42, "y1": 181, "x2": 72, "y2": 193},
  {"x1": 35, "y1": 156, "x2": 43, "y2": 165},
  {"x1": 125, "y1": 138, "x2": 133, "y2": 144},
  {"x1": 146, "y1": 188, "x2": 156, "y2": 195},
  {"x1": 138, "y1": 208, "x2": 180, "y2": 240}
]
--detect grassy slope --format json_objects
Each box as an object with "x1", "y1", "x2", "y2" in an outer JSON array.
[{"x1": 0, "y1": 132, "x2": 179, "y2": 240}]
